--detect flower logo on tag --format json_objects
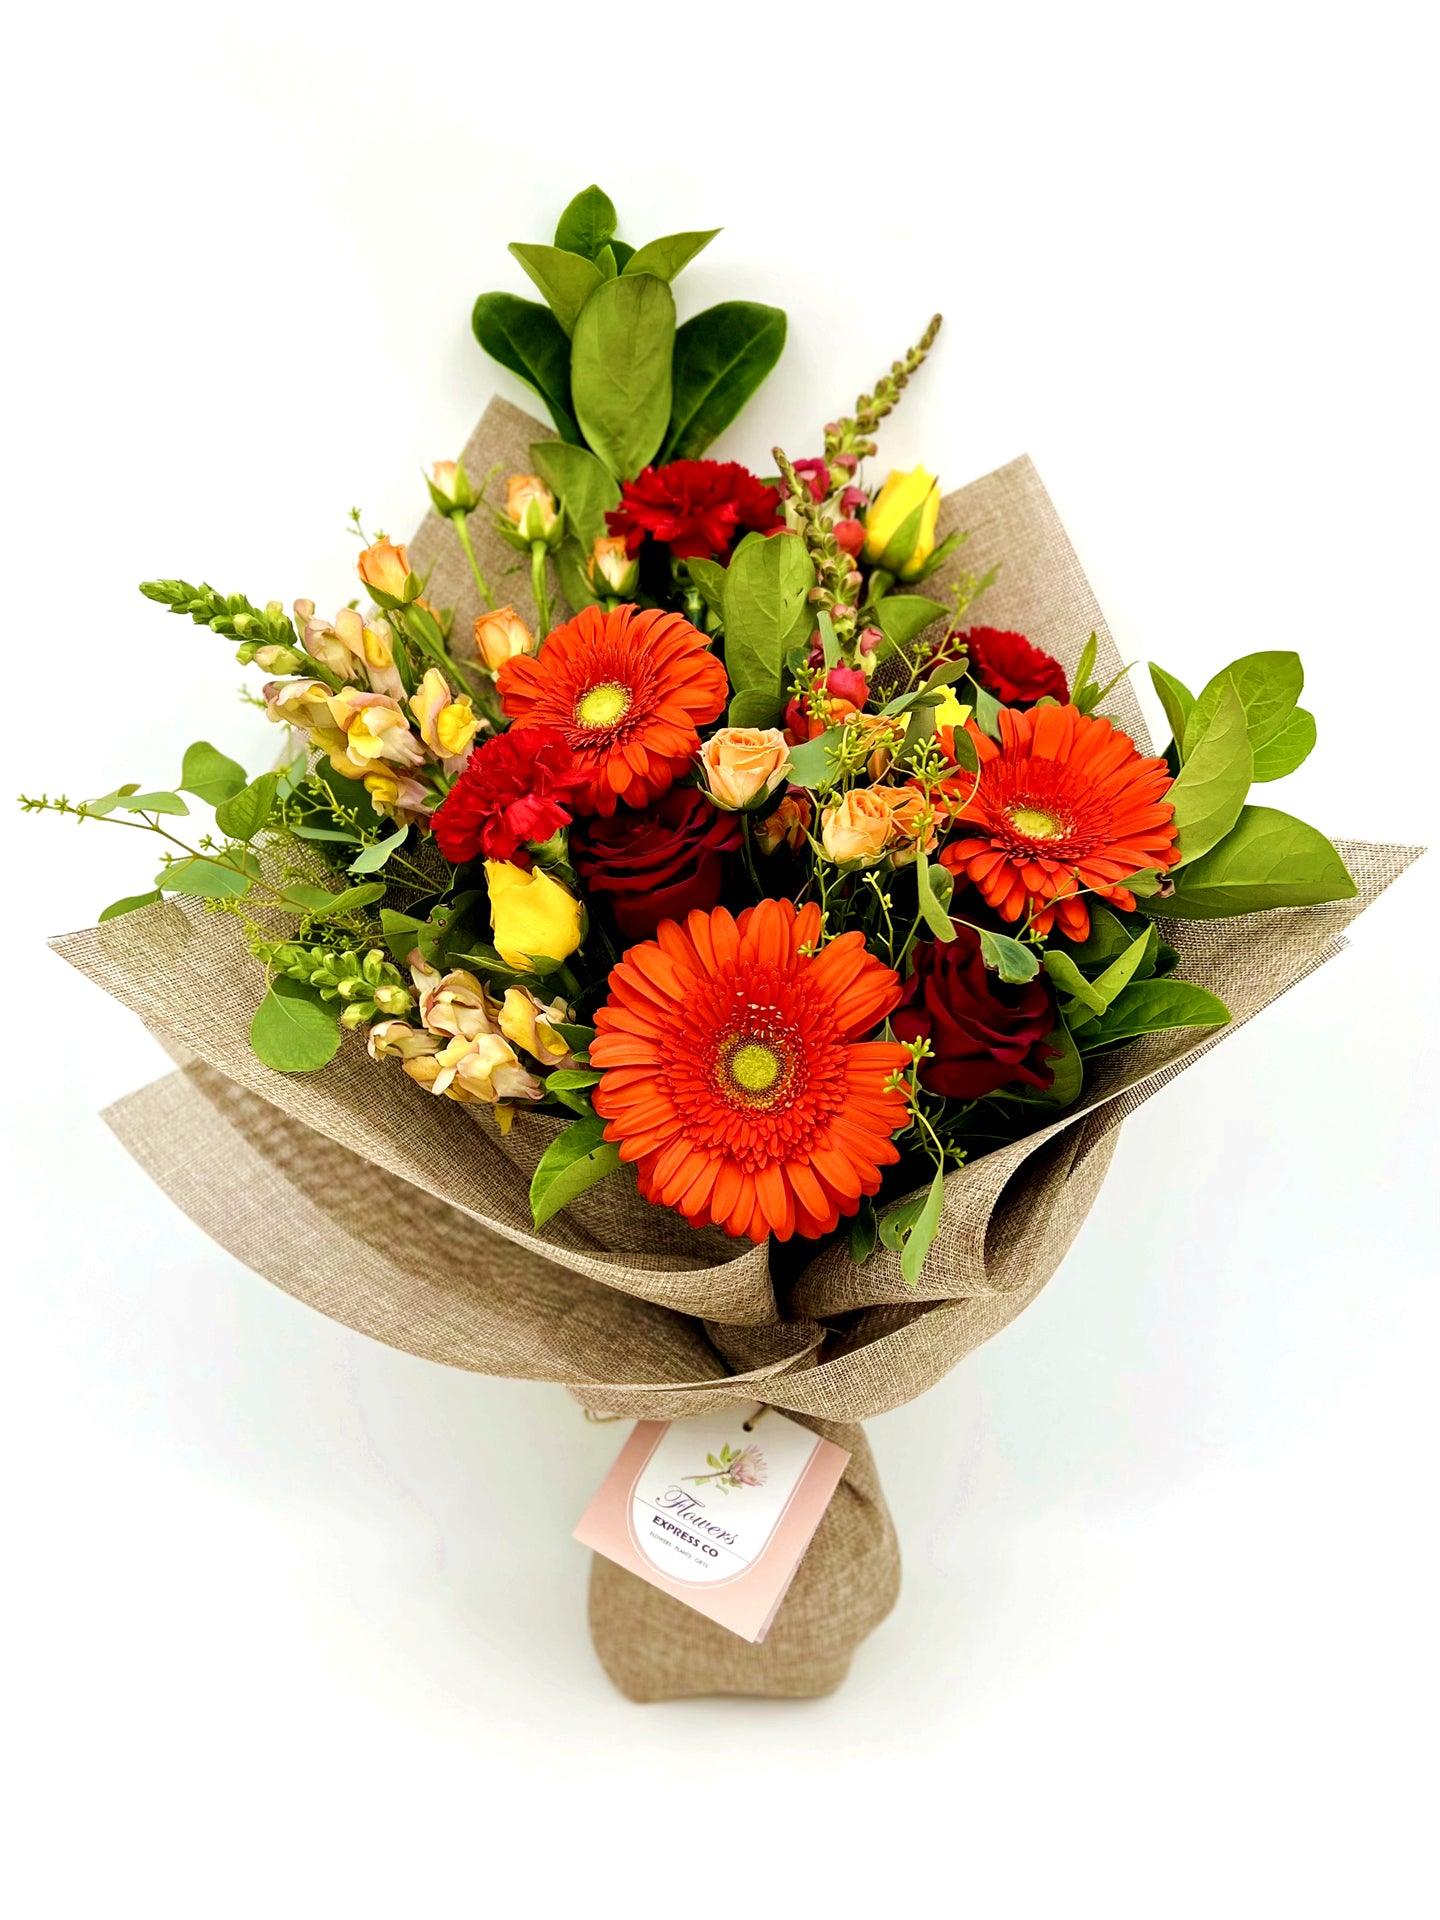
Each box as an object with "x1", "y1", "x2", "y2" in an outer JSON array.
[{"x1": 684, "y1": 1440, "x2": 768, "y2": 1493}]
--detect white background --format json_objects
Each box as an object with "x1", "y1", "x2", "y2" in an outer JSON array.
[{"x1": 4, "y1": 4, "x2": 1437, "y2": 1913}]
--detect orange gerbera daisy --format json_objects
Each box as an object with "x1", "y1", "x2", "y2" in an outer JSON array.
[
  {"x1": 940, "y1": 702, "x2": 1179, "y2": 941},
  {"x1": 590, "y1": 899, "x2": 912, "y2": 1243},
  {"x1": 496, "y1": 603, "x2": 729, "y2": 816}
]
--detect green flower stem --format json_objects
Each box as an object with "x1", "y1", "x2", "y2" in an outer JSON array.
[
  {"x1": 451, "y1": 513, "x2": 495, "y2": 611},
  {"x1": 530, "y1": 541, "x2": 553, "y2": 638}
]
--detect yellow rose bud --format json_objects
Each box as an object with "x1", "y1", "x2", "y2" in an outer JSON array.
[
  {"x1": 820, "y1": 788, "x2": 893, "y2": 866},
  {"x1": 931, "y1": 687, "x2": 972, "y2": 733},
  {"x1": 357, "y1": 538, "x2": 419, "y2": 606},
  {"x1": 472, "y1": 605, "x2": 537, "y2": 674},
  {"x1": 587, "y1": 534, "x2": 639, "y2": 596},
  {"x1": 504, "y1": 474, "x2": 560, "y2": 543},
  {"x1": 697, "y1": 727, "x2": 791, "y2": 810},
  {"x1": 484, "y1": 860, "x2": 583, "y2": 971},
  {"x1": 863, "y1": 467, "x2": 941, "y2": 581},
  {"x1": 410, "y1": 667, "x2": 480, "y2": 763}
]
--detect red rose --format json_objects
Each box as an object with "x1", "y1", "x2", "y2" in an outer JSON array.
[
  {"x1": 606, "y1": 459, "x2": 783, "y2": 561},
  {"x1": 892, "y1": 925, "x2": 1057, "y2": 1100},
  {"x1": 961, "y1": 628, "x2": 1069, "y2": 706},
  {"x1": 432, "y1": 724, "x2": 585, "y2": 865},
  {"x1": 572, "y1": 788, "x2": 741, "y2": 940}
]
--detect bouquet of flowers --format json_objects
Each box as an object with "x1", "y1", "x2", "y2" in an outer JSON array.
[{"x1": 36, "y1": 185, "x2": 1414, "y2": 1700}]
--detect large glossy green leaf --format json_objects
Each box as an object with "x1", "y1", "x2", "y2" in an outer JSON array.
[
  {"x1": 529, "y1": 1115, "x2": 622, "y2": 1227},
  {"x1": 623, "y1": 229, "x2": 719, "y2": 281},
  {"x1": 508, "y1": 243, "x2": 603, "y2": 336},
  {"x1": 530, "y1": 440, "x2": 620, "y2": 550},
  {"x1": 1149, "y1": 662, "x2": 1194, "y2": 750},
  {"x1": 874, "y1": 594, "x2": 950, "y2": 658},
  {"x1": 553, "y1": 184, "x2": 617, "y2": 260},
  {"x1": 1184, "y1": 651, "x2": 1303, "y2": 760},
  {"x1": 1251, "y1": 706, "x2": 1316, "y2": 781},
  {"x1": 1166, "y1": 678, "x2": 1253, "y2": 865},
  {"x1": 720, "y1": 531, "x2": 814, "y2": 709},
  {"x1": 471, "y1": 292, "x2": 580, "y2": 443},
  {"x1": 1076, "y1": 979, "x2": 1230, "y2": 1049},
  {"x1": 570, "y1": 273, "x2": 675, "y2": 479},
  {"x1": 1144, "y1": 805, "x2": 1356, "y2": 918},
  {"x1": 664, "y1": 302, "x2": 787, "y2": 460}
]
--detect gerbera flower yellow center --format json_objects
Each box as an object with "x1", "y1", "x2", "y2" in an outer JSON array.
[
  {"x1": 1007, "y1": 803, "x2": 1065, "y2": 840},
  {"x1": 726, "y1": 1039, "x2": 784, "y2": 1096},
  {"x1": 575, "y1": 681, "x2": 631, "y2": 729}
]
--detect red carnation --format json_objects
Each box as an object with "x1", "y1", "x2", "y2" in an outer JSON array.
[
  {"x1": 892, "y1": 925, "x2": 1057, "y2": 1100},
  {"x1": 606, "y1": 459, "x2": 783, "y2": 561},
  {"x1": 962, "y1": 628, "x2": 1069, "y2": 706},
  {"x1": 572, "y1": 788, "x2": 741, "y2": 940},
  {"x1": 431, "y1": 724, "x2": 585, "y2": 865}
]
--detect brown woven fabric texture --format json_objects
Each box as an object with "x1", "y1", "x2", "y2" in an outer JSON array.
[{"x1": 52, "y1": 400, "x2": 1419, "y2": 1699}]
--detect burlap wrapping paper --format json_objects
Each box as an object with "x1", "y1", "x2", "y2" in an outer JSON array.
[{"x1": 51, "y1": 399, "x2": 1418, "y2": 1700}]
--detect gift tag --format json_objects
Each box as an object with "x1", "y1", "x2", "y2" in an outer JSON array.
[{"x1": 574, "y1": 1408, "x2": 850, "y2": 1643}]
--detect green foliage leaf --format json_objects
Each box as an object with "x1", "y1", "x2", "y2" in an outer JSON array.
[
  {"x1": 664, "y1": 302, "x2": 787, "y2": 460},
  {"x1": 508, "y1": 242, "x2": 603, "y2": 336},
  {"x1": 721, "y1": 531, "x2": 814, "y2": 710},
  {"x1": 570, "y1": 273, "x2": 676, "y2": 478},
  {"x1": 1167, "y1": 678, "x2": 1253, "y2": 865},
  {"x1": 1252, "y1": 707, "x2": 1316, "y2": 782},
  {"x1": 915, "y1": 851, "x2": 957, "y2": 941},
  {"x1": 214, "y1": 771, "x2": 278, "y2": 843},
  {"x1": 686, "y1": 556, "x2": 728, "y2": 619},
  {"x1": 1037, "y1": 1018, "x2": 1084, "y2": 1105},
  {"x1": 873, "y1": 594, "x2": 950, "y2": 658},
  {"x1": 529, "y1": 1115, "x2": 622, "y2": 1228},
  {"x1": 970, "y1": 681, "x2": 1002, "y2": 740},
  {"x1": 978, "y1": 928, "x2": 1040, "y2": 983},
  {"x1": 781, "y1": 725, "x2": 847, "y2": 788},
  {"x1": 623, "y1": 229, "x2": 719, "y2": 281},
  {"x1": 530, "y1": 440, "x2": 620, "y2": 550},
  {"x1": 1063, "y1": 928, "x2": 1156, "y2": 1029},
  {"x1": 249, "y1": 975, "x2": 342, "y2": 1073},
  {"x1": 1149, "y1": 662, "x2": 1194, "y2": 749},
  {"x1": 471, "y1": 291, "x2": 580, "y2": 443},
  {"x1": 179, "y1": 740, "x2": 247, "y2": 807},
  {"x1": 553, "y1": 1021, "x2": 595, "y2": 1051},
  {"x1": 900, "y1": 1167, "x2": 947, "y2": 1288},
  {"x1": 1076, "y1": 979, "x2": 1231, "y2": 1050},
  {"x1": 123, "y1": 790, "x2": 189, "y2": 816},
  {"x1": 98, "y1": 888, "x2": 162, "y2": 922},
  {"x1": 1184, "y1": 651, "x2": 1303, "y2": 761},
  {"x1": 1143, "y1": 805, "x2": 1356, "y2": 919},
  {"x1": 349, "y1": 825, "x2": 409, "y2": 875},
  {"x1": 553, "y1": 184, "x2": 617, "y2": 260},
  {"x1": 849, "y1": 1200, "x2": 878, "y2": 1267},
  {"x1": 1043, "y1": 948, "x2": 1106, "y2": 1014},
  {"x1": 305, "y1": 882, "x2": 387, "y2": 920},
  {"x1": 554, "y1": 539, "x2": 599, "y2": 614},
  {"x1": 728, "y1": 688, "x2": 783, "y2": 727},
  {"x1": 158, "y1": 856, "x2": 254, "y2": 900}
]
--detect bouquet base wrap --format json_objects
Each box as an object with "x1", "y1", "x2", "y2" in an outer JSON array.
[{"x1": 51, "y1": 400, "x2": 1419, "y2": 1700}]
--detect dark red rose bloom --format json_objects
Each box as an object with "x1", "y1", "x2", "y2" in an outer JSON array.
[
  {"x1": 606, "y1": 459, "x2": 783, "y2": 561},
  {"x1": 892, "y1": 925, "x2": 1057, "y2": 1100},
  {"x1": 432, "y1": 724, "x2": 586, "y2": 865},
  {"x1": 962, "y1": 627, "x2": 1069, "y2": 706},
  {"x1": 572, "y1": 788, "x2": 741, "y2": 940}
]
